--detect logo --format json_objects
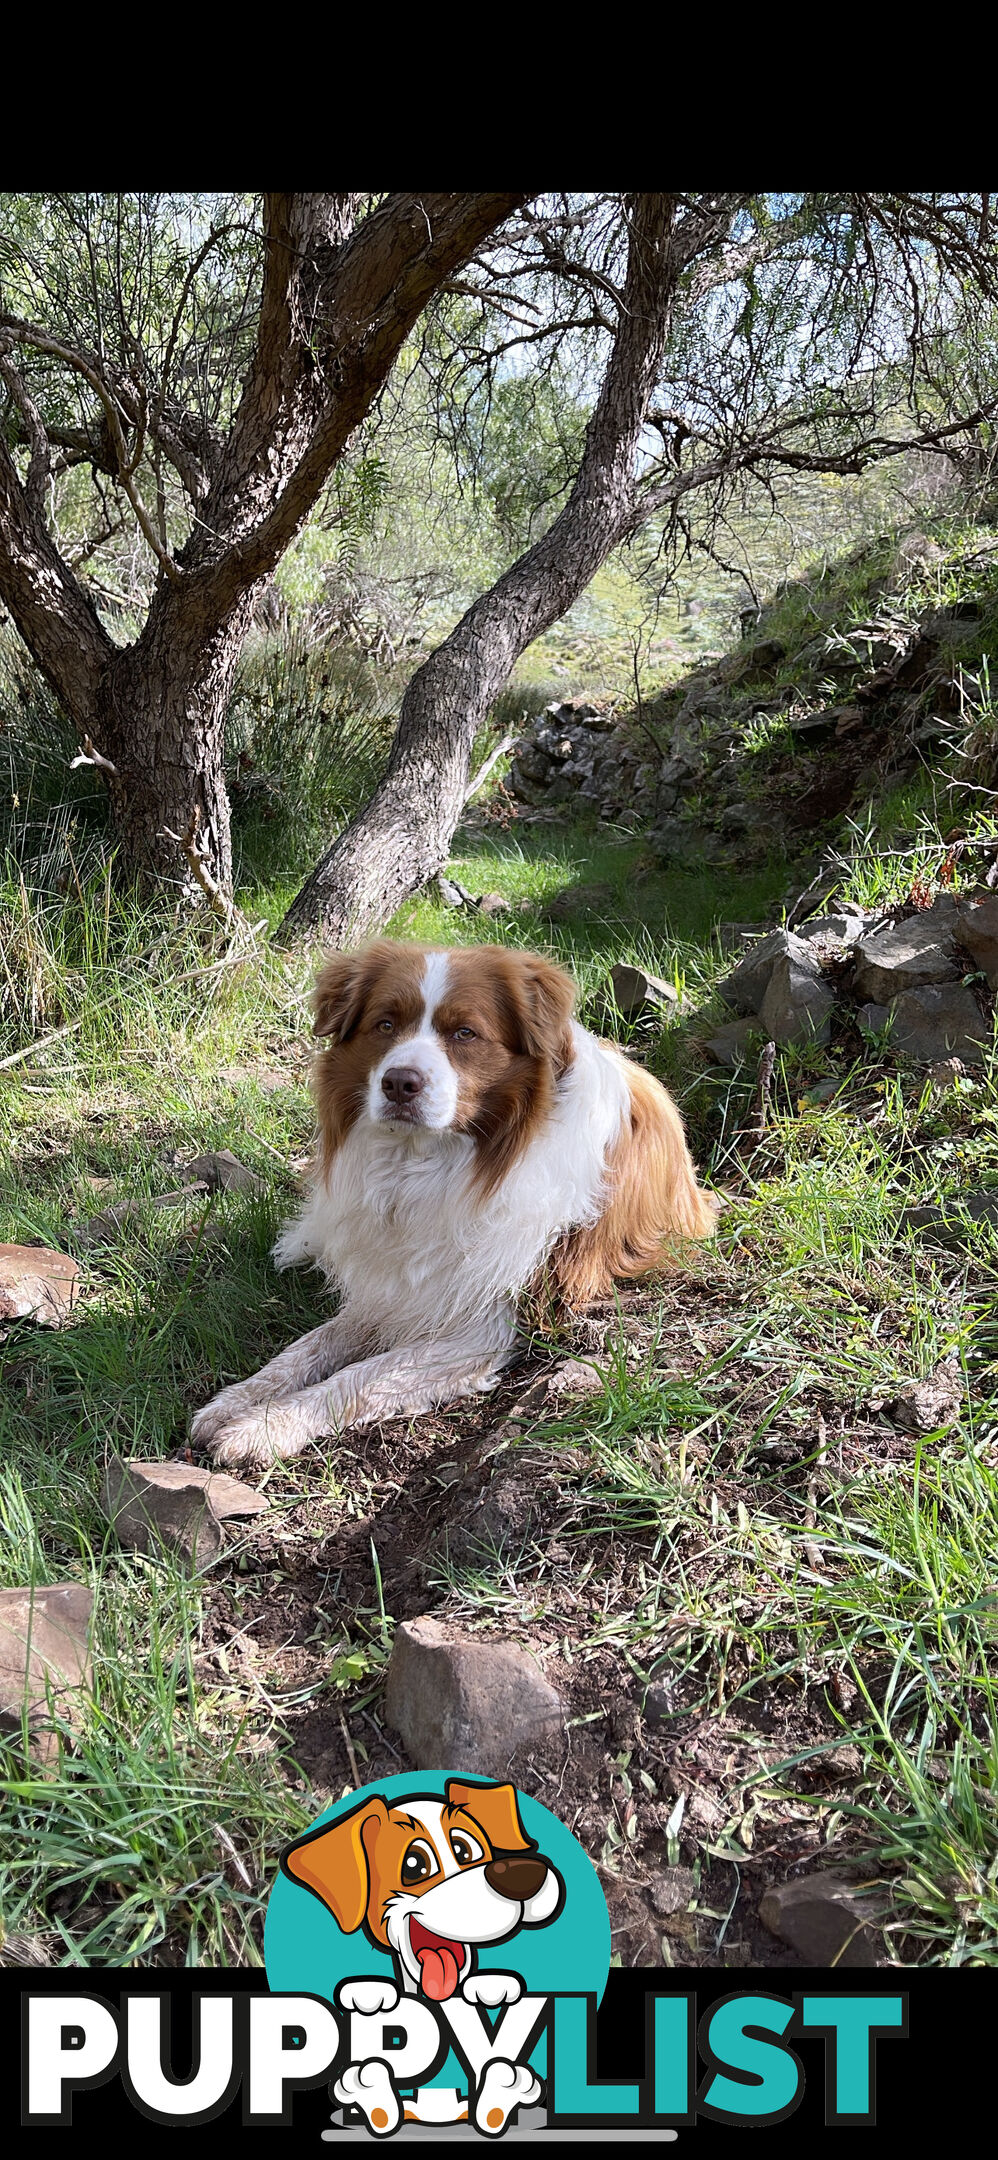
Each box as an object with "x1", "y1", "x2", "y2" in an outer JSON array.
[{"x1": 265, "y1": 1770, "x2": 610, "y2": 2135}]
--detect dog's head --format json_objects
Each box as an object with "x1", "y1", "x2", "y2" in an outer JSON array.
[
  {"x1": 282, "y1": 1778, "x2": 564, "y2": 2000},
  {"x1": 310, "y1": 941, "x2": 576, "y2": 1195}
]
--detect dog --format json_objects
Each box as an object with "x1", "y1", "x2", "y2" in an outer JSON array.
[
  {"x1": 192, "y1": 940, "x2": 717, "y2": 1468},
  {"x1": 282, "y1": 1778, "x2": 560, "y2": 2133}
]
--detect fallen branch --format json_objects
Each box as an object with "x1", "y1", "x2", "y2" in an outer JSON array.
[
  {"x1": 162, "y1": 812, "x2": 252, "y2": 938},
  {"x1": 0, "y1": 1020, "x2": 81, "y2": 1073}
]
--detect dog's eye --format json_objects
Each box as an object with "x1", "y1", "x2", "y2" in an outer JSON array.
[
  {"x1": 401, "y1": 1839, "x2": 436, "y2": 1884},
  {"x1": 376, "y1": 1019, "x2": 395, "y2": 1034},
  {"x1": 453, "y1": 1026, "x2": 476, "y2": 1042},
  {"x1": 449, "y1": 1831, "x2": 484, "y2": 1866}
]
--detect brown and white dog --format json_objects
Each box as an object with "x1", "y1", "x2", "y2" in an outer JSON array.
[
  {"x1": 192, "y1": 940, "x2": 717, "y2": 1467},
  {"x1": 283, "y1": 1779, "x2": 559, "y2": 2135}
]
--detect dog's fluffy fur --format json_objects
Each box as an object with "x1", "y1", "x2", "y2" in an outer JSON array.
[{"x1": 193, "y1": 940, "x2": 717, "y2": 1466}]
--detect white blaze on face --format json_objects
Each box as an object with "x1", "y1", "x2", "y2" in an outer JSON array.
[
  {"x1": 383, "y1": 1799, "x2": 552, "y2": 2002},
  {"x1": 367, "y1": 951, "x2": 460, "y2": 1131}
]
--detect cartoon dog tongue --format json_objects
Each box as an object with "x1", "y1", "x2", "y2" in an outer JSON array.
[{"x1": 410, "y1": 1918, "x2": 463, "y2": 2001}]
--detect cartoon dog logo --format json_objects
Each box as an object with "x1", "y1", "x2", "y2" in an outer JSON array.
[{"x1": 281, "y1": 1778, "x2": 564, "y2": 2134}]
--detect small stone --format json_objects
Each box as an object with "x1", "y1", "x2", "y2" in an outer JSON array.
[
  {"x1": 541, "y1": 882, "x2": 614, "y2": 923},
  {"x1": 609, "y1": 964, "x2": 679, "y2": 1019},
  {"x1": 512, "y1": 1360, "x2": 604, "y2": 1420},
  {"x1": 703, "y1": 1018, "x2": 757, "y2": 1068},
  {"x1": 650, "y1": 1867, "x2": 696, "y2": 1917},
  {"x1": 643, "y1": 1679, "x2": 674, "y2": 1726},
  {"x1": 926, "y1": 1057, "x2": 966, "y2": 1095},
  {"x1": 0, "y1": 1245, "x2": 79, "y2": 1329},
  {"x1": 888, "y1": 1358, "x2": 962, "y2": 1433},
  {"x1": 852, "y1": 913, "x2": 958, "y2": 1003},
  {"x1": 759, "y1": 954, "x2": 835, "y2": 1046},
  {"x1": 185, "y1": 1150, "x2": 265, "y2": 1196},
  {"x1": 99, "y1": 1452, "x2": 266, "y2": 1567},
  {"x1": 759, "y1": 1874, "x2": 882, "y2": 1966},
  {"x1": 889, "y1": 983, "x2": 987, "y2": 1064},
  {"x1": 384, "y1": 1617, "x2": 565, "y2": 1775},
  {"x1": 856, "y1": 1002, "x2": 892, "y2": 1035}
]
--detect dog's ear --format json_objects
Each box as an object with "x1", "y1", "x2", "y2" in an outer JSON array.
[
  {"x1": 312, "y1": 952, "x2": 369, "y2": 1042},
  {"x1": 508, "y1": 953, "x2": 576, "y2": 1073},
  {"x1": 446, "y1": 1779, "x2": 534, "y2": 1854},
  {"x1": 281, "y1": 1796, "x2": 389, "y2": 1932}
]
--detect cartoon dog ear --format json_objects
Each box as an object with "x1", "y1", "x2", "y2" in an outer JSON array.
[
  {"x1": 446, "y1": 1780, "x2": 534, "y2": 1854},
  {"x1": 312, "y1": 952, "x2": 369, "y2": 1042},
  {"x1": 281, "y1": 1796, "x2": 389, "y2": 1932}
]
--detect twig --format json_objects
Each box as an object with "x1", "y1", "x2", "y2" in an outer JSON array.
[
  {"x1": 463, "y1": 731, "x2": 515, "y2": 805},
  {"x1": 162, "y1": 811, "x2": 254, "y2": 939},
  {"x1": 0, "y1": 1020, "x2": 81, "y2": 1073},
  {"x1": 69, "y1": 733, "x2": 118, "y2": 778},
  {"x1": 339, "y1": 1711, "x2": 361, "y2": 1789},
  {"x1": 740, "y1": 1039, "x2": 777, "y2": 1153}
]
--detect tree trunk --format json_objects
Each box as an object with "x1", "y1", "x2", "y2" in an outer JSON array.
[{"x1": 279, "y1": 193, "x2": 682, "y2": 945}]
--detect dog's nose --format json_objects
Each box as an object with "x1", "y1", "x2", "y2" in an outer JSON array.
[
  {"x1": 381, "y1": 1066, "x2": 425, "y2": 1104},
  {"x1": 484, "y1": 1854, "x2": 548, "y2": 1902}
]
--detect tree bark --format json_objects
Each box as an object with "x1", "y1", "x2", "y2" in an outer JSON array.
[
  {"x1": 278, "y1": 194, "x2": 686, "y2": 944},
  {"x1": 0, "y1": 192, "x2": 528, "y2": 897}
]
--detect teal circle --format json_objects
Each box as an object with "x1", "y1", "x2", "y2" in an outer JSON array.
[{"x1": 265, "y1": 1770, "x2": 610, "y2": 2010}]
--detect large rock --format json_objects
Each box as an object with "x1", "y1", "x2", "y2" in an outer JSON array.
[
  {"x1": 703, "y1": 1017, "x2": 758, "y2": 1068},
  {"x1": 717, "y1": 929, "x2": 820, "y2": 1016},
  {"x1": 0, "y1": 1245, "x2": 79, "y2": 1328},
  {"x1": 759, "y1": 1874, "x2": 882, "y2": 1966},
  {"x1": 384, "y1": 1617, "x2": 565, "y2": 1775},
  {"x1": 852, "y1": 910, "x2": 958, "y2": 1003},
  {"x1": 953, "y1": 892, "x2": 998, "y2": 987},
  {"x1": 903, "y1": 1190, "x2": 998, "y2": 1243},
  {"x1": 889, "y1": 983, "x2": 987, "y2": 1064},
  {"x1": 759, "y1": 955, "x2": 835, "y2": 1046}
]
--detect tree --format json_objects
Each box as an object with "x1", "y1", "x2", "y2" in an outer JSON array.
[
  {"x1": 0, "y1": 192, "x2": 526, "y2": 898},
  {"x1": 1, "y1": 192, "x2": 995, "y2": 933},
  {"x1": 277, "y1": 189, "x2": 998, "y2": 938}
]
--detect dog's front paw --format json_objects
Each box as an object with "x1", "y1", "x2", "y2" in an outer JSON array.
[
  {"x1": 190, "y1": 1389, "x2": 256, "y2": 1448},
  {"x1": 337, "y1": 1978, "x2": 400, "y2": 2015},
  {"x1": 473, "y1": 2059, "x2": 541, "y2": 2135},
  {"x1": 462, "y1": 1972, "x2": 522, "y2": 2007},
  {"x1": 203, "y1": 1406, "x2": 311, "y2": 1468},
  {"x1": 333, "y1": 2060, "x2": 401, "y2": 2136}
]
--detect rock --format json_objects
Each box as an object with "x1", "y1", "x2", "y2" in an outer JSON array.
[
  {"x1": 798, "y1": 913, "x2": 864, "y2": 947},
  {"x1": 0, "y1": 1584, "x2": 93, "y2": 1763},
  {"x1": 718, "y1": 929, "x2": 820, "y2": 1016},
  {"x1": 953, "y1": 893, "x2": 998, "y2": 987},
  {"x1": 384, "y1": 1617, "x2": 566, "y2": 1775},
  {"x1": 852, "y1": 911, "x2": 959, "y2": 1003},
  {"x1": 759, "y1": 953, "x2": 835, "y2": 1046},
  {"x1": 185, "y1": 1149, "x2": 265, "y2": 1196},
  {"x1": 703, "y1": 1018, "x2": 758, "y2": 1068},
  {"x1": 903, "y1": 1191, "x2": 998, "y2": 1243},
  {"x1": 759, "y1": 1873, "x2": 881, "y2": 1966},
  {"x1": 888, "y1": 1358, "x2": 962, "y2": 1433},
  {"x1": 102, "y1": 1452, "x2": 266, "y2": 1566},
  {"x1": 856, "y1": 1002, "x2": 892, "y2": 1035},
  {"x1": 609, "y1": 964, "x2": 679, "y2": 1019},
  {"x1": 0, "y1": 1245, "x2": 79, "y2": 1328},
  {"x1": 436, "y1": 874, "x2": 478, "y2": 907},
  {"x1": 643, "y1": 1680, "x2": 674, "y2": 1726},
  {"x1": 511, "y1": 1360, "x2": 605, "y2": 1420},
  {"x1": 715, "y1": 923, "x2": 764, "y2": 954},
  {"x1": 650, "y1": 1867, "x2": 696, "y2": 1917},
  {"x1": 477, "y1": 893, "x2": 510, "y2": 918},
  {"x1": 534, "y1": 728, "x2": 574, "y2": 763},
  {"x1": 889, "y1": 983, "x2": 987, "y2": 1064}
]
